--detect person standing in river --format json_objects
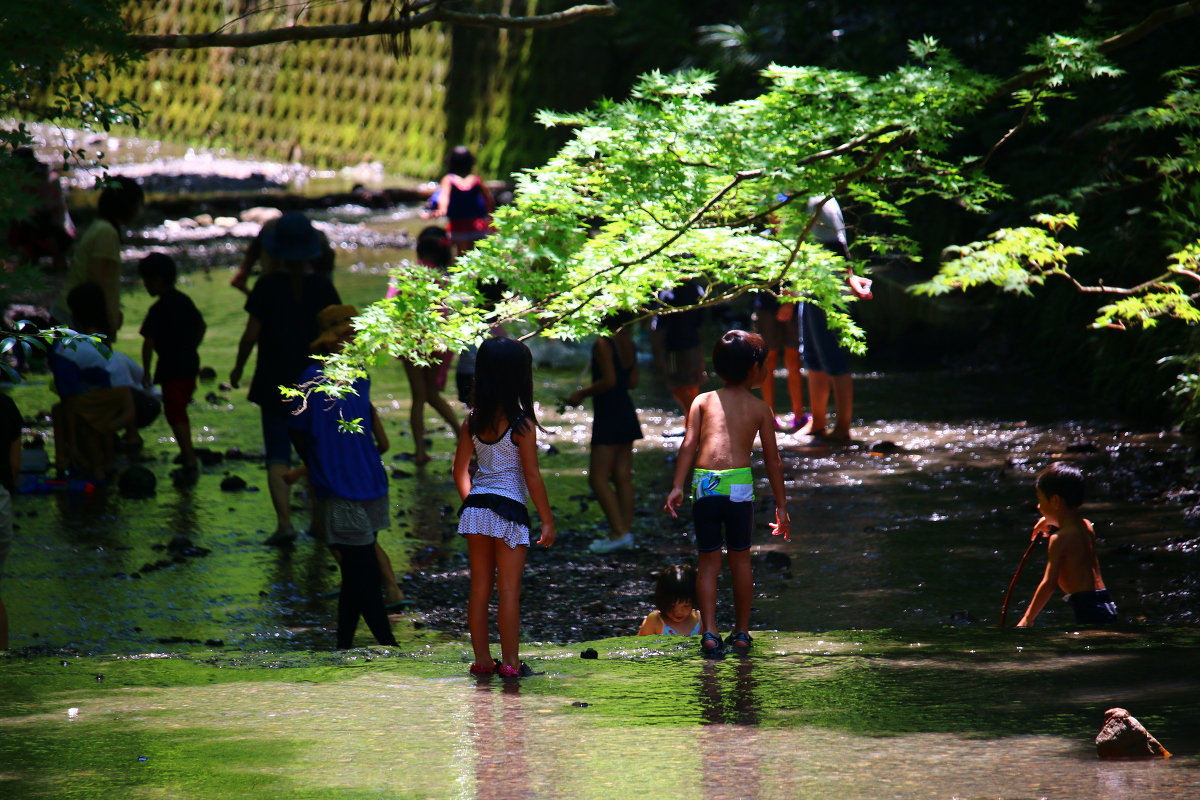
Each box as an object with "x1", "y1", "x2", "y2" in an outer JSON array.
[
  {"x1": 430, "y1": 146, "x2": 494, "y2": 257},
  {"x1": 800, "y1": 195, "x2": 872, "y2": 442},
  {"x1": 664, "y1": 330, "x2": 790, "y2": 656},
  {"x1": 53, "y1": 176, "x2": 143, "y2": 340},
  {"x1": 566, "y1": 313, "x2": 643, "y2": 554},
  {"x1": 392, "y1": 226, "x2": 460, "y2": 465},
  {"x1": 230, "y1": 213, "x2": 340, "y2": 546}
]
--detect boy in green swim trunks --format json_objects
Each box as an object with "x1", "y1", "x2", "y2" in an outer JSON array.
[{"x1": 665, "y1": 330, "x2": 790, "y2": 655}]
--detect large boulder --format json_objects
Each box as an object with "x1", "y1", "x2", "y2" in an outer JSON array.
[{"x1": 1096, "y1": 708, "x2": 1171, "y2": 759}]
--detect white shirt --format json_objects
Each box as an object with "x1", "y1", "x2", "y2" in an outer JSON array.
[{"x1": 806, "y1": 195, "x2": 848, "y2": 246}]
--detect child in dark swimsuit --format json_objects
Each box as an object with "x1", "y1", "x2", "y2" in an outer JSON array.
[
  {"x1": 1017, "y1": 462, "x2": 1118, "y2": 626},
  {"x1": 638, "y1": 565, "x2": 701, "y2": 636},
  {"x1": 434, "y1": 146, "x2": 494, "y2": 257},
  {"x1": 566, "y1": 313, "x2": 643, "y2": 553}
]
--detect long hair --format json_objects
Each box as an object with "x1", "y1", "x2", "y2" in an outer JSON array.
[{"x1": 469, "y1": 337, "x2": 539, "y2": 438}]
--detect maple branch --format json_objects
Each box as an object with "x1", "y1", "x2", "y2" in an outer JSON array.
[
  {"x1": 994, "y1": 1, "x2": 1200, "y2": 97},
  {"x1": 126, "y1": 1, "x2": 619, "y2": 50}
]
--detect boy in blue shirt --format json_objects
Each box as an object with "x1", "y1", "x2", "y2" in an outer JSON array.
[{"x1": 290, "y1": 305, "x2": 397, "y2": 649}]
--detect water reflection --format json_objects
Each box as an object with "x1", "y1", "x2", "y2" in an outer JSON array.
[
  {"x1": 467, "y1": 678, "x2": 532, "y2": 800},
  {"x1": 695, "y1": 659, "x2": 762, "y2": 800}
]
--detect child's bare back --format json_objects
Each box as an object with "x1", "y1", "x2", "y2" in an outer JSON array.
[{"x1": 692, "y1": 386, "x2": 774, "y2": 470}]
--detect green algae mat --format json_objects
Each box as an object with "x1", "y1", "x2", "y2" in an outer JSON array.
[{"x1": 3, "y1": 629, "x2": 1198, "y2": 799}]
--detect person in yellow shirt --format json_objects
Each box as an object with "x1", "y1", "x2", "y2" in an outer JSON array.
[{"x1": 54, "y1": 176, "x2": 143, "y2": 341}]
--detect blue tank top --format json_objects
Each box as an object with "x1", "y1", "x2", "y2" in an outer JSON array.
[{"x1": 446, "y1": 178, "x2": 487, "y2": 221}]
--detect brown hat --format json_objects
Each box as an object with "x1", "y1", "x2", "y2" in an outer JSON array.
[{"x1": 311, "y1": 304, "x2": 358, "y2": 351}]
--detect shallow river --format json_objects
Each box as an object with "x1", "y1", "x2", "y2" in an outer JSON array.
[{"x1": 2, "y1": 201, "x2": 1197, "y2": 799}]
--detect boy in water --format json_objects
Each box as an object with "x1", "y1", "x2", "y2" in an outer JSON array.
[
  {"x1": 138, "y1": 253, "x2": 206, "y2": 485},
  {"x1": 1017, "y1": 462, "x2": 1117, "y2": 626},
  {"x1": 665, "y1": 330, "x2": 790, "y2": 655}
]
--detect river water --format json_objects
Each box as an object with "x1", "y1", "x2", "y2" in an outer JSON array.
[{"x1": 2, "y1": 169, "x2": 1198, "y2": 798}]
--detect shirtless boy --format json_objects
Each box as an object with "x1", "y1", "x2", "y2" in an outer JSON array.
[
  {"x1": 1017, "y1": 462, "x2": 1117, "y2": 626},
  {"x1": 665, "y1": 330, "x2": 790, "y2": 655}
]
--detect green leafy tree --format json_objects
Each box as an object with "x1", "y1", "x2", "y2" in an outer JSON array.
[{"x1": 318, "y1": 4, "x2": 1200, "y2": 404}]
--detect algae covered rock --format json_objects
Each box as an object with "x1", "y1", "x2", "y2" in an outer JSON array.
[
  {"x1": 118, "y1": 466, "x2": 157, "y2": 498},
  {"x1": 1096, "y1": 707, "x2": 1171, "y2": 759}
]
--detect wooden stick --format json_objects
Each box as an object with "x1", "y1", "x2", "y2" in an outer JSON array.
[{"x1": 1000, "y1": 537, "x2": 1040, "y2": 628}]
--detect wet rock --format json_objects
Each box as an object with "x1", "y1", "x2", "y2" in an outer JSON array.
[
  {"x1": 118, "y1": 466, "x2": 157, "y2": 498},
  {"x1": 130, "y1": 573, "x2": 141, "y2": 579},
  {"x1": 220, "y1": 476, "x2": 247, "y2": 491},
  {"x1": 1183, "y1": 505, "x2": 1200, "y2": 526},
  {"x1": 1096, "y1": 708, "x2": 1171, "y2": 759},
  {"x1": 167, "y1": 534, "x2": 193, "y2": 552},
  {"x1": 205, "y1": 639, "x2": 224, "y2": 647},
  {"x1": 868, "y1": 440, "x2": 902, "y2": 454},
  {"x1": 198, "y1": 366, "x2": 217, "y2": 382},
  {"x1": 949, "y1": 610, "x2": 976, "y2": 625},
  {"x1": 545, "y1": 444, "x2": 561, "y2": 457},
  {"x1": 204, "y1": 392, "x2": 229, "y2": 405},
  {"x1": 96, "y1": 674, "x2": 103, "y2": 682},
  {"x1": 580, "y1": 648, "x2": 598, "y2": 659},
  {"x1": 60, "y1": 661, "x2": 68, "y2": 667},
  {"x1": 156, "y1": 636, "x2": 201, "y2": 644},
  {"x1": 572, "y1": 702, "x2": 590, "y2": 707},
  {"x1": 137, "y1": 756, "x2": 148, "y2": 762},
  {"x1": 1066, "y1": 441, "x2": 1099, "y2": 454},
  {"x1": 139, "y1": 562, "x2": 158, "y2": 573},
  {"x1": 218, "y1": 381, "x2": 233, "y2": 392},
  {"x1": 224, "y1": 447, "x2": 244, "y2": 460},
  {"x1": 391, "y1": 468, "x2": 412, "y2": 479},
  {"x1": 241, "y1": 206, "x2": 283, "y2": 224},
  {"x1": 762, "y1": 551, "x2": 792, "y2": 571}
]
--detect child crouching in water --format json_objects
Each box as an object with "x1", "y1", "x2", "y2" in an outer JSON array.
[
  {"x1": 665, "y1": 331, "x2": 790, "y2": 655},
  {"x1": 290, "y1": 305, "x2": 397, "y2": 649},
  {"x1": 453, "y1": 337, "x2": 556, "y2": 676},
  {"x1": 1017, "y1": 461, "x2": 1117, "y2": 626},
  {"x1": 638, "y1": 565, "x2": 701, "y2": 636}
]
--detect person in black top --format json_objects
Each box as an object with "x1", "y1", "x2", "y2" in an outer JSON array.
[
  {"x1": 230, "y1": 213, "x2": 341, "y2": 545},
  {"x1": 0, "y1": 392, "x2": 22, "y2": 650},
  {"x1": 653, "y1": 278, "x2": 708, "y2": 414},
  {"x1": 138, "y1": 253, "x2": 207, "y2": 486}
]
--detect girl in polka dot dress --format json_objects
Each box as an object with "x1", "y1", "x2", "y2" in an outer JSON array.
[{"x1": 453, "y1": 337, "x2": 556, "y2": 677}]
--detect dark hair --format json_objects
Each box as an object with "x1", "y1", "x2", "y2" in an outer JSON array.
[
  {"x1": 67, "y1": 282, "x2": 110, "y2": 333},
  {"x1": 469, "y1": 337, "x2": 540, "y2": 438},
  {"x1": 447, "y1": 145, "x2": 476, "y2": 177},
  {"x1": 654, "y1": 565, "x2": 697, "y2": 616},
  {"x1": 96, "y1": 176, "x2": 144, "y2": 228},
  {"x1": 712, "y1": 329, "x2": 767, "y2": 384},
  {"x1": 1036, "y1": 461, "x2": 1086, "y2": 508},
  {"x1": 415, "y1": 226, "x2": 452, "y2": 269},
  {"x1": 602, "y1": 310, "x2": 638, "y2": 333},
  {"x1": 137, "y1": 252, "x2": 176, "y2": 285}
]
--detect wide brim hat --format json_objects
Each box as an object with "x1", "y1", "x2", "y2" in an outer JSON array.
[
  {"x1": 311, "y1": 304, "x2": 359, "y2": 351},
  {"x1": 263, "y1": 211, "x2": 323, "y2": 261}
]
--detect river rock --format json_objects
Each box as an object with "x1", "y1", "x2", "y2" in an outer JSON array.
[
  {"x1": 240, "y1": 206, "x2": 282, "y2": 224},
  {"x1": 762, "y1": 551, "x2": 792, "y2": 571},
  {"x1": 198, "y1": 366, "x2": 217, "y2": 381},
  {"x1": 1095, "y1": 708, "x2": 1171, "y2": 759},
  {"x1": 118, "y1": 466, "x2": 157, "y2": 498},
  {"x1": 220, "y1": 475, "x2": 247, "y2": 491},
  {"x1": 1065, "y1": 440, "x2": 1099, "y2": 454},
  {"x1": 1183, "y1": 505, "x2": 1200, "y2": 526},
  {"x1": 194, "y1": 213, "x2": 214, "y2": 226},
  {"x1": 868, "y1": 440, "x2": 902, "y2": 454}
]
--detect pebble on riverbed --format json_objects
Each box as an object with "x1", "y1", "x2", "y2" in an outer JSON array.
[{"x1": 1095, "y1": 708, "x2": 1171, "y2": 759}]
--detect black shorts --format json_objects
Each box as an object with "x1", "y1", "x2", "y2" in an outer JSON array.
[{"x1": 693, "y1": 495, "x2": 754, "y2": 553}]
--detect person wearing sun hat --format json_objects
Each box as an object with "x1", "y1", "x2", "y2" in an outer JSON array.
[
  {"x1": 287, "y1": 304, "x2": 400, "y2": 647},
  {"x1": 230, "y1": 212, "x2": 341, "y2": 545}
]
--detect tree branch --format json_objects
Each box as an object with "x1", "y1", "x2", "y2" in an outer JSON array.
[
  {"x1": 126, "y1": 1, "x2": 619, "y2": 50},
  {"x1": 994, "y1": 1, "x2": 1200, "y2": 98}
]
